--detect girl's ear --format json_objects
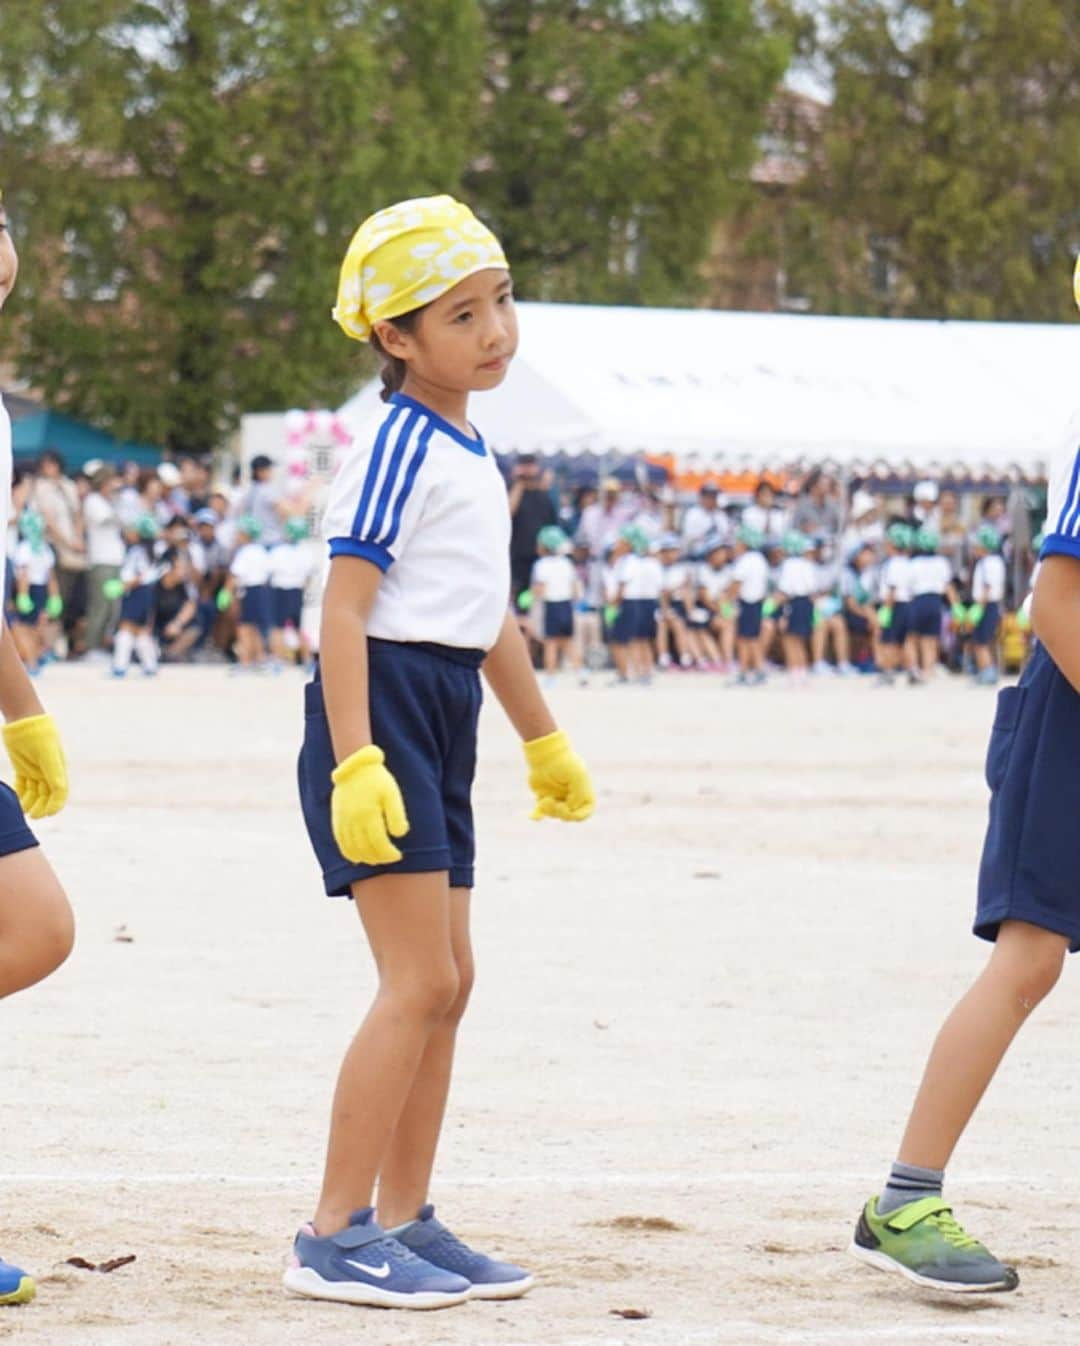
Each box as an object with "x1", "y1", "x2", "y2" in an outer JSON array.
[{"x1": 373, "y1": 320, "x2": 413, "y2": 360}]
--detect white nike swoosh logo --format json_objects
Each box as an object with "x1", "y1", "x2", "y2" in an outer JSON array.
[{"x1": 344, "y1": 1258, "x2": 391, "y2": 1279}]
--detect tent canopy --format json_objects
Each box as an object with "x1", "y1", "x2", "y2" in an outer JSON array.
[
  {"x1": 338, "y1": 303, "x2": 1078, "y2": 476},
  {"x1": 11, "y1": 408, "x2": 161, "y2": 470}
]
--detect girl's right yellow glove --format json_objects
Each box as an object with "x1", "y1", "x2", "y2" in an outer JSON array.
[
  {"x1": 330, "y1": 744, "x2": 410, "y2": 865},
  {"x1": 523, "y1": 729, "x2": 595, "y2": 823},
  {"x1": 2, "y1": 713, "x2": 69, "y2": 819}
]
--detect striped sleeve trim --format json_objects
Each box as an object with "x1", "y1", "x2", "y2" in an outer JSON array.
[
  {"x1": 1055, "y1": 446, "x2": 1080, "y2": 538},
  {"x1": 328, "y1": 537, "x2": 393, "y2": 570},
  {"x1": 1040, "y1": 534, "x2": 1080, "y2": 563},
  {"x1": 345, "y1": 406, "x2": 431, "y2": 556}
]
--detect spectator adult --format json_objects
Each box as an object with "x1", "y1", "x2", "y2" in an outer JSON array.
[
  {"x1": 931, "y1": 489, "x2": 968, "y2": 578},
  {"x1": 31, "y1": 449, "x2": 88, "y2": 652},
  {"x1": 578, "y1": 477, "x2": 632, "y2": 560},
  {"x1": 234, "y1": 454, "x2": 291, "y2": 547},
  {"x1": 741, "y1": 480, "x2": 788, "y2": 541},
  {"x1": 175, "y1": 456, "x2": 212, "y2": 515},
  {"x1": 508, "y1": 454, "x2": 557, "y2": 599},
  {"x1": 682, "y1": 483, "x2": 730, "y2": 550},
  {"x1": 83, "y1": 464, "x2": 126, "y2": 652},
  {"x1": 791, "y1": 469, "x2": 842, "y2": 539},
  {"x1": 840, "y1": 490, "x2": 884, "y2": 556},
  {"x1": 116, "y1": 461, "x2": 142, "y2": 524}
]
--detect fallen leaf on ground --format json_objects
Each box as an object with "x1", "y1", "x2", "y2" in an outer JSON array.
[
  {"x1": 65, "y1": 1254, "x2": 136, "y2": 1273},
  {"x1": 602, "y1": 1216, "x2": 682, "y2": 1232},
  {"x1": 610, "y1": 1307, "x2": 652, "y2": 1320}
]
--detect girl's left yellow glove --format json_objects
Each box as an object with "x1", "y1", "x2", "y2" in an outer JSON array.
[
  {"x1": 2, "y1": 713, "x2": 69, "y2": 819},
  {"x1": 523, "y1": 729, "x2": 594, "y2": 822}
]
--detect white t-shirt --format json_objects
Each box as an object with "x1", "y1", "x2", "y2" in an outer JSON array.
[
  {"x1": 231, "y1": 542, "x2": 272, "y2": 589},
  {"x1": 84, "y1": 492, "x2": 126, "y2": 567},
  {"x1": 531, "y1": 554, "x2": 576, "y2": 604},
  {"x1": 662, "y1": 561, "x2": 691, "y2": 597},
  {"x1": 121, "y1": 544, "x2": 157, "y2": 586},
  {"x1": 842, "y1": 565, "x2": 878, "y2": 606},
  {"x1": 698, "y1": 563, "x2": 733, "y2": 603},
  {"x1": 731, "y1": 550, "x2": 769, "y2": 603},
  {"x1": 880, "y1": 554, "x2": 913, "y2": 603},
  {"x1": 616, "y1": 553, "x2": 662, "y2": 601},
  {"x1": 682, "y1": 504, "x2": 729, "y2": 548},
  {"x1": 322, "y1": 393, "x2": 511, "y2": 651},
  {"x1": 741, "y1": 503, "x2": 788, "y2": 539},
  {"x1": 909, "y1": 554, "x2": 952, "y2": 597},
  {"x1": 269, "y1": 541, "x2": 313, "y2": 591},
  {"x1": 973, "y1": 554, "x2": 1006, "y2": 603},
  {"x1": 14, "y1": 540, "x2": 55, "y2": 587},
  {"x1": 776, "y1": 556, "x2": 816, "y2": 598}
]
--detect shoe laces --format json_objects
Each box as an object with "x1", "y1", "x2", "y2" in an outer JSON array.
[{"x1": 927, "y1": 1208, "x2": 981, "y2": 1250}]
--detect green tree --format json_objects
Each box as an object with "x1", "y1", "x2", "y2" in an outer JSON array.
[
  {"x1": 0, "y1": 1, "x2": 485, "y2": 453},
  {"x1": 472, "y1": 1, "x2": 793, "y2": 305},
  {"x1": 797, "y1": 0, "x2": 1080, "y2": 319}
]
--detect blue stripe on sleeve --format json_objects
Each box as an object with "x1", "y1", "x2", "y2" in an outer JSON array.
[
  {"x1": 380, "y1": 421, "x2": 435, "y2": 551},
  {"x1": 328, "y1": 537, "x2": 394, "y2": 570},
  {"x1": 368, "y1": 409, "x2": 420, "y2": 544},
  {"x1": 348, "y1": 404, "x2": 404, "y2": 541},
  {"x1": 1057, "y1": 447, "x2": 1080, "y2": 537}
]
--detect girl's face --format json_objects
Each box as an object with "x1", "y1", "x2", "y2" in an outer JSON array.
[
  {"x1": 0, "y1": 201, "x2": 18, "y2": 312},
  {"x1": 377, "y1": 269, "x2": 518, "y2": 396}
]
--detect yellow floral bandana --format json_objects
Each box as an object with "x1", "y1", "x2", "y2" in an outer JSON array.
[{"x1": 333, "y1": 195, "x2": 509, "y2": 343}]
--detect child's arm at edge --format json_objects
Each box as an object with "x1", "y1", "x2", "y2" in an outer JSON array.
[
  {"x1": 1032, "y1": 556, "x2": 1080, "y2": 693},
  {"x1": 319, "y1": 556, "x2": 382, "y2": 762}
]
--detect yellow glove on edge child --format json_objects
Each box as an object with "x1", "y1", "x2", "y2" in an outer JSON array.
[
  {"x1": 523, "y1": 729, "x2": 595, "y2": 822},
  {"x1": 2, "y1": 713, "x2": 69, "y2": 819},
  {"x1": 331, "y1": 744, "x2": 410, "y2": 866}
]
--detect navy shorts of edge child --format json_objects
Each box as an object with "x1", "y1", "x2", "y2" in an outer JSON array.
[
  {"x1": 240, "y1": 584, "x2": 272, "y2": 638},
  {"x1": 542, "y1": 599, "x2": 573, "y2": 640},
  {"x1": 785, "y1": 595, "x2": 813, "y2": 639},
  {"x1": 298, "y1": 638, "x2": 483, "y2": 895},
  {"x1": 0, "y1": 783, "x2": 38, "y2": 861},
  {"x1": 881, "y1": 599, "x2": 909, "y2": 646},
  {"x1": 272, "y1": 587, "x2": 304, "y2": 630},
  {"x1": 976, "y1": 643, "x2": 1080, "y2": 951},
  {"x1": 737, "y1": 599, "x2": 763, "y2": 640},
  {"x1": 973, "y1": 601, "x2": 1001, "y2": 647},
  {"x1": 908, "y1": 592, "x2": 944, "y2": 638}
]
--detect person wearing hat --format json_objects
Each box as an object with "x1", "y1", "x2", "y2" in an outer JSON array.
[
  {"x1": 773, "y1": 531, "x2": 816, "y2": 683},
  {"x1": 268, "y1": 516, "x2": 315, "y2": 668},
  {"x1": 291, "y1": 195, "x2": 593, "y2": 1309},
  {"x1": 0, "y1": 191, "x2": 73, "y2": 1306},
  {"x1": 529, "y1": 525, "x2": 582, "y2": 685},
  {"x1": 876, "y1": 522, "x2": 915, "y2": 686},
  {"x1": 655, "y1": 533, "x2": 695, "y2": 671},
  {"x1": 219, "y1": 514, "x2": 272, "y2": 670},
  {"x1": 682, "y1": 482, "x2": 729, "y2": 552},
  {"x1": 112, "y1": 513, "x2": 162, "y2": 677},
  {"x1": 968, "y1": 526, "x2": 1007, "y2": 685},
  {"x1": 907, "y1": 527, "x2": 956, "y2": 683},
  {"x1": 728, "y1": 526, "x2": 770, "y2": 684}
]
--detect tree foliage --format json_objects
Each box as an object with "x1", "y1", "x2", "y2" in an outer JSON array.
[{"x1": 0, "y1": 0, "x2": 791, "y2": 451}]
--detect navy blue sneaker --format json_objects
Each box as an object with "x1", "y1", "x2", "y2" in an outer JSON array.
[
  {"x1": 283, "y1": 1207, "x2": 470, "y2": 1309},
  {"x1": 0, "y1": 1258, "x2": 35, "y2": 1306},
  {"x1": 391, "y1": 1205, "x2": 534, "y2": 1300}
]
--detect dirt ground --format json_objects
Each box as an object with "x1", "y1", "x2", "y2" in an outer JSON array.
[{"x1": 0, "y1": 663, "x2": 1076, "y2": 1346}]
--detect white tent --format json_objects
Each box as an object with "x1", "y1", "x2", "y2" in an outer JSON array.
[{"x1": 338, "y1": 303, "x2": 1079, "y2": 476}]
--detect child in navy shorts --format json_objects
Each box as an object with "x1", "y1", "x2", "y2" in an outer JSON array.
[
  {"x1": 11, "y1": 509, "x2": 61, "y2": 676},
  {"x1": 222, "y1": 515, "x2": 271, "y2": 670},
  {"x1": 288, "y1": 196, "x2": 594, "y2": 1312},
  {"x1": 0, "y1": 188, "x2": 74, "y2": 1306},
  {"x1": 268, "y1": 516, "x2": 313, "y2": 668},
  {"x1": 530, "y1": 525, "x2": 582, "y2": 684},
  {"x1": 849, "y1": 265, "x2": 1080, "y2": 1296},
  {"x1": 969, "y1": 525, "x2": 1006, "y2": 686},
  {"x1": 876, "y1": 522, "x2": 914, "y2": 685},
  {"x1": 906, "y1": 527, "x2": 955, "y2": 683},
  {"x1": 774, "y1": 531, "x2": 815, "y2": 684},
  {"x1": 112, "y1": 514, "x2": 161, "y2": 678}
]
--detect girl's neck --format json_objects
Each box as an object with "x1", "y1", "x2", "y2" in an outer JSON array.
[{"x1": 399, "y1": 374, "x2": 471, "y2": 437}]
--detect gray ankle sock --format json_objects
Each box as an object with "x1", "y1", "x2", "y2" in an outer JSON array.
[{"x1": 878, "y1": 1160, "x2": 944, "y2": 1216}]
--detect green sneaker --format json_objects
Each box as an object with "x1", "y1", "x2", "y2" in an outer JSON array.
[{"x1": 850, "y1": 1196, "x2": 1019, "y2": 1293}]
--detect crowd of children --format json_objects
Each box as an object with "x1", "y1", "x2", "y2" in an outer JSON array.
[{"x1": 522, "y1": 506, "x2": 1022, "y2": 689}]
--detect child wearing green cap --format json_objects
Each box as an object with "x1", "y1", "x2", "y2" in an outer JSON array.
[
  {"x1": 530, "y1": 526, "x2": 582, "y2": 686},
  {"x1": 969, "y1": 527, "x2": 1006, "y2": 685}
]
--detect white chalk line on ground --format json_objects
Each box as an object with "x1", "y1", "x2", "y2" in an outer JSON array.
[{"x1": 0, "y1": 1169, "x2": 1056, "y2": 1188}]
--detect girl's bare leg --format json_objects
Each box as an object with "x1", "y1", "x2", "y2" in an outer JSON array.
[
  {"x1": 898, "y1": 921, "x2": 1068, "y2": 1170},
  {"x1": 0, "y1": 847, "x2": 74, "y2": 999},
  {"x1": 377, "y1": 887, "x2": 473, "y2": 1229},
  {"x1": 313, "y1": 872, "x2": 459, "y2": 1236}
]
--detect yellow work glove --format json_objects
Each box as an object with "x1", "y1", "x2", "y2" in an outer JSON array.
[
  {"x1": 330, "y1": 744, "x2": 409, "y2": 865},
  {"x1": 523, "y1": 729, "x2": 594, "y2": 822},
  {"x1": 2, "y1": 713, "x2": 69, "y2": 819}
]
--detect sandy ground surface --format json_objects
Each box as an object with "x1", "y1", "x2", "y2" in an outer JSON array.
[{"x1": 0, "y1": 662, "x2": 1076, "y2": 1346}]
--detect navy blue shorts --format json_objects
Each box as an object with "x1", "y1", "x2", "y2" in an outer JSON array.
[
  {"x1": 845, "y1": 608, "x2": 871, "y2": 637},
  {"x1": 629, "y1": 598, "x2": 657, "y2": 642},
  {"x1": 272, "y1": 587, "x2": 304, "y2": 629},
  {"x1": 0, "y1": 781, "x2": 38, "y2": 859},
  {"x1": 973, "y1": 601, "x2": 1001, "y2": 647},
  {"x1": 298, "y1": 639, "x2": 484, "y2": 896},
  {"x1": 909, "y1": 592, "x2": 945, "y2": 638},
  {"x1": 737, "y1": 599, "x2": 763, "y2": 639},
  {"x1": 543, "y1": 599, "x2": 573, "y2": 640},
  {"x1": 610, "y1": 604, "x2": 635, "y2": 645},
  {"x1": 16, "y1": 583, "x2": 49, "y2": 625},
  {"x1": 785, "y1": 595, "x2": 813, "y2": 639},
  {"x1": 240, "y1": 584, "x2": 272, "y2": 636},
  {"x1": 882, "y1": 600, "x2": 909, "y2": 646},
  {"x1": 120, "y1": 583, "x2": 155, "y2": 626},
  {"x1": 976, "y1": 644, "x2": 1080, "y2": 951}
]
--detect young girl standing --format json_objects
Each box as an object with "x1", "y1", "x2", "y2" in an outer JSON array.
[
  {"x1": 849, "y1": 263, "x2": 1080, "y2": 1293},
  {"x1": 0, "y1": 188, "x2": 74, "y2": 1305},
  {"x1": 289, "y1": 197, "x2": 594, "y2": 1311}
]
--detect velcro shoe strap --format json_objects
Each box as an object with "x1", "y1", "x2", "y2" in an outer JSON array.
[
  {"x1": 330, "y1": 1223, "x2": 386, "y2": 1252},
  {"x1": 886, "y1": 1196, "x2": 950, "y2": 1232}
]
